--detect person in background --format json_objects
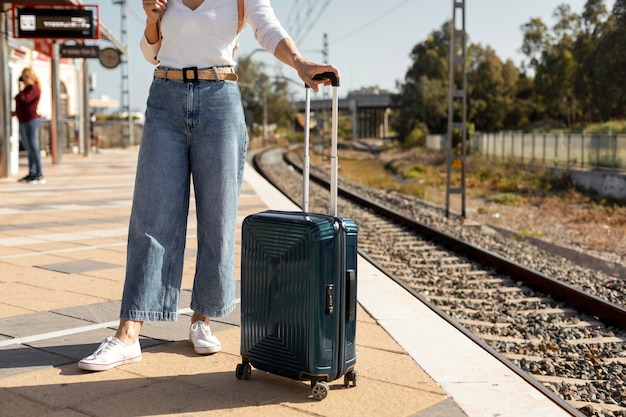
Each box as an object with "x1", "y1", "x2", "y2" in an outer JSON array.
[
  {"x1": 90, "y1": 112, "x2": 104, "y2": 153},
  {"x1": 12, "y1": 67, "x2": 45, "y2": 184},
  {"x1": 78, "y1": 0, "x2": 339, "y2": 371}
]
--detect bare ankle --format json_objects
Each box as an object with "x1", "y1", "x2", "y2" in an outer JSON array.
[
  {"x1": 191, "y1": 313, "x2": 210, "y2": 324},
  {"x1": 115, "y1": 319, "x2": 143, "y2": 345}
]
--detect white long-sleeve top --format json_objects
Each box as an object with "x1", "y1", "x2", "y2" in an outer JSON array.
[{"x1": 140, "y1": 0, "x2": 290, "y2": 68}]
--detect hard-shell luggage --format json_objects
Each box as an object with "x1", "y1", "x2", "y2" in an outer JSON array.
[{"x1": 236, "y1": 73, "x2": 358, "y2": 400}]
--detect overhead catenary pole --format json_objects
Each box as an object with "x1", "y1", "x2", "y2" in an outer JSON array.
[
  {"x1": 50, "y1": 40, "x2": 62, "y2": 164},
  {"x1": 82, "y1": 59, "x2": 90, "y2": 156},
  {"x1": 445, "y1": 0, "x2": 467, "y2": 218},
  {"x1": 0, "y1": 10, "x2": 11, "y2": 178},
  {"x1": 113, "y1": 0, "x2": 133, "y2": 148}
]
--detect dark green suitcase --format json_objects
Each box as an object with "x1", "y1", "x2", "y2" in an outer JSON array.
[{"x1": 236, "y1": 74, "x2": 358, "y2": 400}]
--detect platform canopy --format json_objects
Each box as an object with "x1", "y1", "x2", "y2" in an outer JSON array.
[{"x1": 0, "y1": 0, "x2": 127, "y2": 54}]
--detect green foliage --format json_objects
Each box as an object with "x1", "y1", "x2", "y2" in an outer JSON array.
[
  {"x1": 409, "y1": 164, "x2": 426, "y2": 175},
  {"x1": 587, "y1": 154, "x2": 623, "y2": 169},
  {"x1": 404, "y1": 126, "x2": 426, "y2": 149},
  {"x1": 339, "y1": 158, "x2": 400, "y2": 190},
  {"x1": 399, "y1": 181, "x2": 426, "y2": 199},
  {"x1": 486, "y1": 193, "x2": 525, "y2": 205},
  {"x1": 237, "y1": 56, "x2": 302, "y2": 137},
  {"x1": 583, "y1": 121, "x2": 626, "y2": 133},
  {"x1": 392, "y1": 1, "x2": 626, "y2": 139},
  {"x1": 338, "y1": 115, "x2": 353, "y2": 141},
  {"x1": 392, "y1": 22, "x2": 451, "y2": 142}
]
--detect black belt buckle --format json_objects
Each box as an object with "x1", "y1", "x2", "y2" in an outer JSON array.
[{"x1": 182, "y1": 67, "x2": 199, "y2": 83}]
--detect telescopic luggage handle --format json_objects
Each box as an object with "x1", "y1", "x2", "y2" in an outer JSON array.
[
  {"x1": 306, "y1": 72, "x2": 340, "y2": 87},
  {"x1": 303, "y1": 72, "x2": 340, "y2": 216}
]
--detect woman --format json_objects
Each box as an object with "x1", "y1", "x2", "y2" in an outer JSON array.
[
  {"x1": 78, "y1": 0, "x2": 339, "y2": 371},
  {"x1": 12, "y1": 67, "x2": 45, "y2": 184}
]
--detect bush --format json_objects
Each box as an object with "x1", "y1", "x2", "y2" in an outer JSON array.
[
  {"x1": 404, "y1": 127, "x2": 425, "y2": 149},
  {"x1": 583, "y1": 121, "x2": 626, "y2": 134},
  {"x1": 486, "y1": 193, "x2": 524, "y2": 205}
]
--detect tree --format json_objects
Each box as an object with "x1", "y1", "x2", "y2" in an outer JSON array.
[
  {"x1": 582, "y1": 0, "x2": 624, "y2": 121},
  {"x1": 520, "y1": 17, "x2": 552, "y2": 73},
  {"x1": 390, "y1": 0, "x2": 623, "y2": 139},
  {"x1": 392, "y1": 22, "x2": 451, "y2": 141},
  {"x1": 574, "y1": 0, "x2": 609, "y2": 122},
  {"x1": 237, "y1": 55, "x2": 267, "y2": 130},
  {"x1": 552, "y1": 4, "x2": 581, "y2": 47},
  {"x1": 349, "y1": 86, "x2": 392, "y2": 95},
  {"x1": 467, "y1": 45, "x2": 508, "y2": 131},
  {"x1": 521, "y1": 5, "x2": 582, "y2": 125},
  {"x1": 609, "y1": 0, "x2": 626, "y2": 117},
  {"x1": 581, "y1": 0, "x2": 609, "y2": 34},
  {"x1": 237, "y1": 56, "x2": 296, "y2": 135}
]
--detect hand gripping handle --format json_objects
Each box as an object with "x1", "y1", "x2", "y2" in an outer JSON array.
[{"x1": 305, "y1": 72, "x2": 340, "y2": 87}]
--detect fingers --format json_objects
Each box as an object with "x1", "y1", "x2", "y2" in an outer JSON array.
[
  {"x1": 143, "y1": 0, "x2": 167, "y2": 18},
  {"x1": 303, "y1": 66, "x2": 340, "y2": 91}
]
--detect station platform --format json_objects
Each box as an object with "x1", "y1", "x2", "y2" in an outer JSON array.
[{"x1": 0, "y1": 149, "x2": 573, "y2": 417}]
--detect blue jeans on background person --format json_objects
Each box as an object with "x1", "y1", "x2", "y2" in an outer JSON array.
[
  {"x1": 19, "y1": 118, "x2": 43, "y2": 177},
  {"x1": 120, "y1": 75, "x2": 248, "y2": 323}
]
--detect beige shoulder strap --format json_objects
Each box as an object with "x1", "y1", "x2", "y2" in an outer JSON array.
[
  {"x1": 237, "y1": 0, "x2": 244, "y2": 34},
  {"x1": 233, "y1": 0, "x2": 244, "y2": 58}
]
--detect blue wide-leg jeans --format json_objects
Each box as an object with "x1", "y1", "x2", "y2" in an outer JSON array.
[{"x1": 120, "y1": 76, "x2": 248, "y2": 321}]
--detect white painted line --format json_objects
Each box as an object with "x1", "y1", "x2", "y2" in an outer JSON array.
[
  {"x1": 0, "y1": 300, "x2": 240, "y2": 348},
  {"x1": 0, "y1": 320, "x2": 120, "y2": 347}
]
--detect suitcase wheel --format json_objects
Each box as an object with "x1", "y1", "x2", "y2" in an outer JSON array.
[
  {"x1": 235, "y1": 362, "x2": 252, "y2": 380},
  {"x1": 343, "y1": 370, "x2": 358, "y2": 388},
  {"x1": 311, "y1": 381, "x2": 329, "y2": 401}
]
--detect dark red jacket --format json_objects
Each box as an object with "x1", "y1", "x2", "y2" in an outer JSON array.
[{"x1": 14, "y1": 83, "x2": 41, "y2": 123}]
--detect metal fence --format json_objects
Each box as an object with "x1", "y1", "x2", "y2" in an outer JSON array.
[
  {"x1": 37, "y1": 119, "x2": 142, "y2": 154},
  {"x1": 472, "y1": 132, "x2": 625, "y2": 171},
  {"x1": 37, "y1": 119, "x2": 77, "y2": 155},
  {"x1": 426, "y1": 132, "x2": 625, "y2": 172}
]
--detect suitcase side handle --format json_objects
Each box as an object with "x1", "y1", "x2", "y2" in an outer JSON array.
[{"x1": 346, "y1": 269, "x2": 356, "y2": 322}]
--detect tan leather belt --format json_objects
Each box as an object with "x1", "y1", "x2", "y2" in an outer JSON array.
[{"x1": 153, "y1": 67, "x2": 238, "y2": 82}]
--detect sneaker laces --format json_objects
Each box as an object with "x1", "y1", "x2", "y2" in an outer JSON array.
[
  {"x1": 92, "y1": 336, "x2": 118, "y2": 357},
  {"x1": 192, "y1": 321, "x2": 212, "y2": 337}
]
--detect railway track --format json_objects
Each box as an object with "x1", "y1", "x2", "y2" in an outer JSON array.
[{"x1": 252, "y1": 146, "x2": 626, "y2": 417}]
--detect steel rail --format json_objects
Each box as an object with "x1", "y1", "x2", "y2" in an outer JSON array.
[
  {"x1": 252, "y1": 147, "x2": 586, "y2": 417},
  {"x1": 278, "y1": 150, "x2": 626, "y2": 331}
]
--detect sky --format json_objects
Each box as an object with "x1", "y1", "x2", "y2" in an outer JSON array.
[{"x1": 87, "y1": 0, "x2": 617, "y2": 113}]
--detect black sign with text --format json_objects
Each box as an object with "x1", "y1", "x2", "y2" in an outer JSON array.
[
  {"x1": 60, "y1": 45, "x2": 100, "y2": 59},
  {"x1": 16, "y1": 8, "x2": 97, "y2": 39}
]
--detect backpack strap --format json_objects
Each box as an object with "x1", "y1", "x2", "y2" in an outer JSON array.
[
  {"x1": 233, "y1": 0, "x2": 244, "y2": 58},
  {"x1": 237, "y1": 0, "x2": 244, "y2": 34}
]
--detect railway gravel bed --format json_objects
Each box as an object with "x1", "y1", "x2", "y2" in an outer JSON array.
[{"x1": 255, "y1": 147, "x2": 626, "y2": 417}]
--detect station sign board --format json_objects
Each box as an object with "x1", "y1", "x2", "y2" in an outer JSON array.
[
  {"x1": 60, "y1": 44, "x2": 100, "y2": 59},
  {"x1": 14, "y1": 5, "x2": 99, "y2": 40}
]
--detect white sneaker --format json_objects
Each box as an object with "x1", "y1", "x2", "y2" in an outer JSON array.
[
  {"x1": 189, "y1": 321, "x2": 221, "y2": 354},
  {"x1": 78, "y1": 336, "x2": 142, "y2": 371}
]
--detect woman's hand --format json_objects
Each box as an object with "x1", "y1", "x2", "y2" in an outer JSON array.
[
  {"x1": 142, "y1": 0, "x2": 167, "y2": 22},
  {"x1": 294, "y1": 59, "x2": 340, "y2": 91},
  {"x1": 274, "y1": 38, "x2": 340, "y2": 92},
  {"x1": 142, "y1": 0, "x2": 167, "y2": 44}
]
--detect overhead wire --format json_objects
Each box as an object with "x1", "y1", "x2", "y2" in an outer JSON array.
[
  {"x1": 285, "y1": 0, "x2": 333, "y2": 44},
  {"x1": 294, "y1": 0, "x2": 332, "y2": 44},
  {"x1": 334, "y1": 0, "x2": 414, "y2": 44}
]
